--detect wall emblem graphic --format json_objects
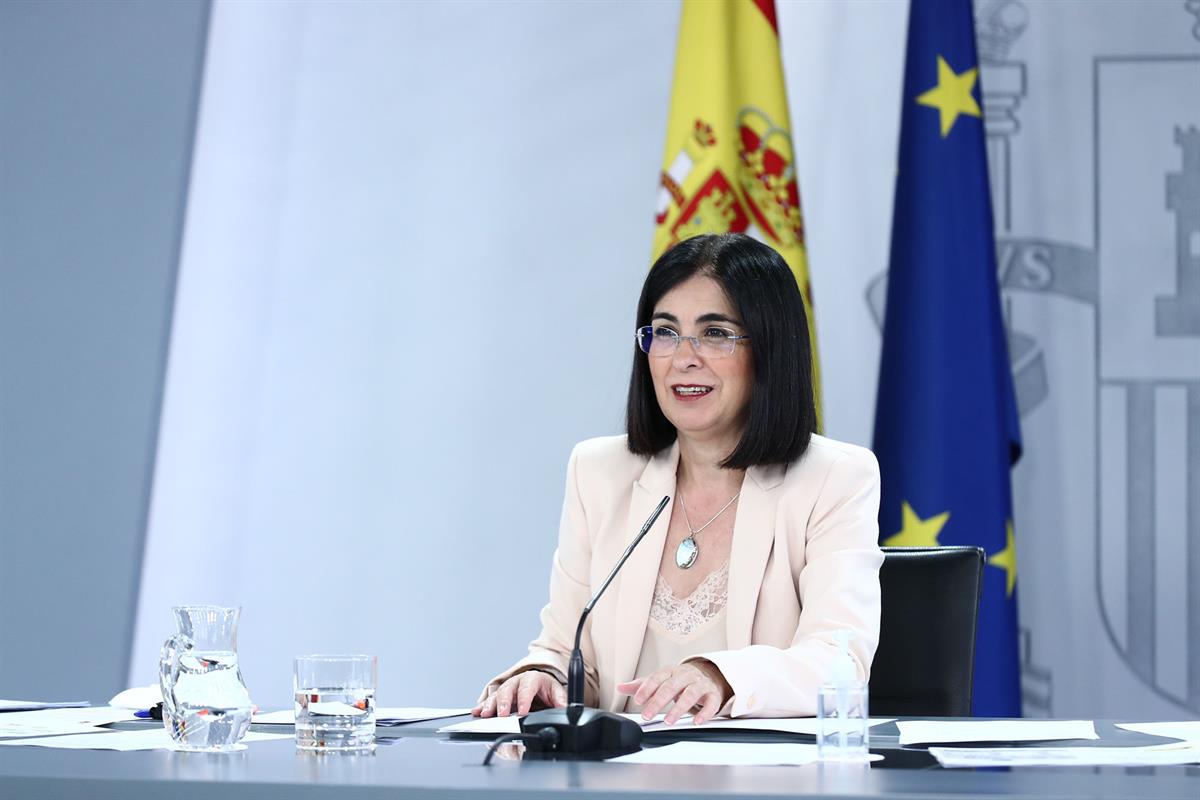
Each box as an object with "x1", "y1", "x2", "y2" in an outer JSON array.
[{"x1": 866, "y1": 0, "x2": 1200, "y2": 715}]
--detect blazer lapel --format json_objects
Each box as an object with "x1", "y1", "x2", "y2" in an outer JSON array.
[
  {"x1": 725, "y1": 462, "x2": 786, "y2": 650},
  {"x1": 611, "y1": 443, "x2": 678, "y2": 693}
]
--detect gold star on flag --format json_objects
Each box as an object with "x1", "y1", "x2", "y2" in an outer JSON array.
[
  {"x1": 883, "y1": 501, "x2": 950, "y2": 547},
  {"x1": 988, "y1": 519, "x2": 1017, "y2": 597},
  {"x1": 916, "y1": 55, "x2": 981, "y2": 137}
]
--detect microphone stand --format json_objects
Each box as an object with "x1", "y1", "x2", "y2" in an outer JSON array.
[{"x1": 519, "y1": 495, "x2": 670, "y2": 758}]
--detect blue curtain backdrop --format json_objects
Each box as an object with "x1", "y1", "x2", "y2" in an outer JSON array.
[{"x1": 873, "y1": 0, "x2": 1023, "y2": 717}]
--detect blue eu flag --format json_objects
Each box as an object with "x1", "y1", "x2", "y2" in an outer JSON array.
[{"x1": 873, "y1": 0, "x2": 1022, "y2": 717}]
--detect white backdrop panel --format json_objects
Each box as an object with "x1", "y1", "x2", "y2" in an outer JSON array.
[{"x1": 130, "y1": 0, "x2": 678, "y2": 707}]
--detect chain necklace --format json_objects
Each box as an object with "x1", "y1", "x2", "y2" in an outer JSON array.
[{"x1": 675, "y1": 491, "x2": 741, "y2": 569}]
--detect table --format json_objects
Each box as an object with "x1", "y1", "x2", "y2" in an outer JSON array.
[{"x1": 1, "y1": 715, "x2": 1197, "y2": 799}]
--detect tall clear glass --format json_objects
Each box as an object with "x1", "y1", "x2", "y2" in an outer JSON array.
[
  {"x1": 816, "y1": 680, "x2": 870, "y2": 761},
  {"x1": 294, "y1": 655, "x2": 377, "y2": 752},
  {"x1": 159, "y1": 605, "x2": 254, "y2": 752}
]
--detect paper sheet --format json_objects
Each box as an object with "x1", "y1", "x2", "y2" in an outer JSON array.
[
  {"x1": 897, "y1": 719, "x2": 1098, "y2": 746},
  {"x1": 641, "y1": 717, "x2": 896, "y2": 735},
  {"x1": 0, "y1": 707, "x2": 138, "y2": 738},
  {"x1": 0, "y1": 700, "x2": 90, "y2": 713},
  {"x1": 376, "y1": 707, "x2": 471, "y2": 726},
  {"x1": 929, "y1": 742, "x2": 1200, "y2": 768},
  {"x1": 439, "y1": 712, "x2": 656, "y2": 735},
  {"x1": 253, "y1": 707, "x2": 469, "y2": 725},
  {"x1": 0, "y1": 729, "x2": 290, "y2": 752},
  {"x1": 609, "y1": 742, "x2": 883, "y2": 766},
  {"x1": 1115, "y1": 721, "x2": 1200, "y2": 743},
  {"x1": 610, "y1": 742, "x2": 819, "y2": 766},
  {"x1": 108, "y1": 685, "x2": 162, "y2": 710},
  {"x1": 610, "y1": 742, "x2": 885, "y2": 766},
  {"x1": 439, "y1": 715, "x2": 519, "y2": 735},
  {"x1": 438, "y1": 713, "x2": 887, "y2": 737}
]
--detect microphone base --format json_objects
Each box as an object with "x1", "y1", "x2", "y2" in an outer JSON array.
[{"x1": 520, "y1": 705, "x2": 643, "y2": 757}]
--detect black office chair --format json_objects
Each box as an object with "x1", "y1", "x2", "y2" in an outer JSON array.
[{"x1": 868, "y1": 546, "x2": 984, "y2": 717}]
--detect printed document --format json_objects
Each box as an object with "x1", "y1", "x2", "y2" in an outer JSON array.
[
  {"x1": 929, "y1": 742, "x2": 1200, "y2": 767},
  {"x1": 0, "y1": 700, "x2": 89, "y2": 712},
  {"x1": 254, "y1": 707, "x2": 469, "y2": 725},
  {"x1": 0, "y1": 707, "x2": 137, "y2": 739},
  {"x1": 897, "y1": 719, "x2": 1097, "y2": 745},
  {"x1": 610, "y1": 742, "x2": 823, "y2": 766},
  {"x1": 440, "y1": 713, "x2": 659, "y2": 735},
  {"x1": 0, "y1": 729, "x2": 289, "y2": 752},
  {"x1": 641, "y1": 717, "x2": 895, "y2": 735}
]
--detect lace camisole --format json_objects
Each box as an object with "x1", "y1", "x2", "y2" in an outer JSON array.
[{"x1": 626, "y1": 560, "x2": 730, "y2": 713}]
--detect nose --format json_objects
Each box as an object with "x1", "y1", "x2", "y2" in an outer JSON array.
[{"x1": 671, "y1": 336, "x2": 703, "y2": 370}]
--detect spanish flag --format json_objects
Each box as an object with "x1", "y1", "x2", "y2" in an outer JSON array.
[{"x1": 653, "y1": 0, "x2": 819, "y2": 410}]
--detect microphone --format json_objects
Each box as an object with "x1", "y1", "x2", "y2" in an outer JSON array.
[{"x1": 519, "y1": 495, "x2": 670, "y2": 757}]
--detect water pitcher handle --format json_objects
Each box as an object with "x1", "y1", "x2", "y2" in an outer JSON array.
[{"x1": 159, "y1": 633, "x2": 189, "y2": 722}]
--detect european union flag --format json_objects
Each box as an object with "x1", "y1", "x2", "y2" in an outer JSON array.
[{"x1": 873, "y1": 0, "x2": 1023, "y2": 717}]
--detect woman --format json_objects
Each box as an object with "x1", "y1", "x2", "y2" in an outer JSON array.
[{"x1": 473, "y1": 233, "x2": 882, "y2": 725}]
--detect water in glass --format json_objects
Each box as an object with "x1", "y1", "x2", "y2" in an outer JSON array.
[{"x1": 294, "y1": 688, "x2": 377, "y2": 751}]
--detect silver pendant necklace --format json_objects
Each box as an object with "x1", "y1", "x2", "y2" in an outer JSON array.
[{"x1": 675, "y1": 490, "x2": 741, "y2": 569}]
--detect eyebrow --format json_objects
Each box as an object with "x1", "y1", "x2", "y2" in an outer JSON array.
[
  {"x1": 697, "y1": 312, "x2": 741, "y2": 325},
  {"x1": 651, "y1": 311, "x2": 743, "y2": 326}
]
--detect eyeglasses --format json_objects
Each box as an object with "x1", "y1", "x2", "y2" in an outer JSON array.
[{"x1": 635, "y1": 325, "x2": 750, "y2": 358}]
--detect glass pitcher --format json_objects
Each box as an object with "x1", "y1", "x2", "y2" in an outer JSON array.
[{"x1": 159, "y1": 605, "x2": 254, "y2": 752}]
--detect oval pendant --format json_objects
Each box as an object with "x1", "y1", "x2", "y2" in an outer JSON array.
[{"x1": 675, "y1": 536, "x2": 699, "y2": 569}]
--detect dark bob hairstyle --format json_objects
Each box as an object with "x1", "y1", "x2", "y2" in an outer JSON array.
[{"x1": 625, "y1": 233, "x2": 816, "y2": 469}]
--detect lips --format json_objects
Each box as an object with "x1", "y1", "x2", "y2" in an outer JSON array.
[{"x1": 672, "y1": 384, "x2": 713, "y2": 398}]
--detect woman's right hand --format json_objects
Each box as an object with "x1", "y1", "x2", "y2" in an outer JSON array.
[{"x1": 472, "y1": 670, "x2": 567, "y2": 717}]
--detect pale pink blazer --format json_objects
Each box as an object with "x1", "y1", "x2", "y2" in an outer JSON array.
[{"x1": 486, "y1": 433, "x2": 883, "y2": 718}]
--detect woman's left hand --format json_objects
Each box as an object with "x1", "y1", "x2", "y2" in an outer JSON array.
[{"x1": 615, "y1": 660, "x2": 732, "y2": 725}]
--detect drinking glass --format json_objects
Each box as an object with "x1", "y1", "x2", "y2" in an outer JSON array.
[
  {"x1": 293, "y1": 655, "x2": 377, "y2": 752},
  {"x1": 816, "y1": 681, "x2": 869, "y2": 761}
]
